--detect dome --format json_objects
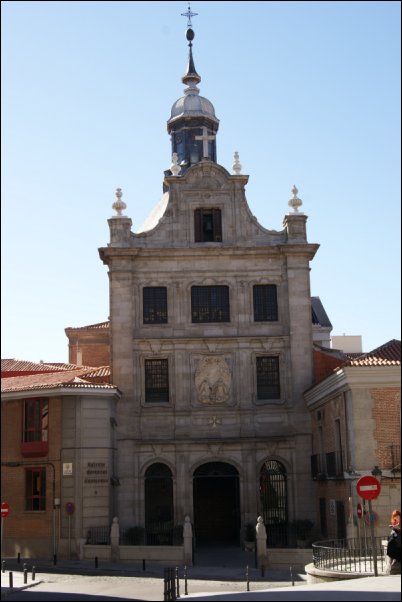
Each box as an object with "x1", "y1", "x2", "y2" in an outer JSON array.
[{"x1": 168, "y1": 94, "x2": 218, "y2": 124}]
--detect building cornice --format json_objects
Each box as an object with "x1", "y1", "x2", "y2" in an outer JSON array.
[{"x1": 304, "y1": 365, "x2": 401, "y2": 408}]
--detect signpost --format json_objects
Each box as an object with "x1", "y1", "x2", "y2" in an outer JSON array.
[
  {"x1": 1, "y1": 503, "x2": 10, "y2": 560},
  {"x1": 65, "y1": 502, "x2": 75, "y2": 559},
  {"x1": 356, "y1": 476, "x2": 381, "y2": 576}
]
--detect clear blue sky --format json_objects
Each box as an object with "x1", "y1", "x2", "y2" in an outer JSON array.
[{"x1": 2, "y1": 1, "x2": 401, "y2": 363}]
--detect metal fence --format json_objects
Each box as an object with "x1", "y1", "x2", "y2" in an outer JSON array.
[
  {"x1": 86, "y1": 526, "x2": 110, "y2": 545},
  {"x1": 312, "y1": 537, "x2": 387, "y2": 574}
]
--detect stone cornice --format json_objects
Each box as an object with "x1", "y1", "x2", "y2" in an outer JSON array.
[
  {"x1": 304, "y1": 365, "x2": 401, "y2": 408},
  {"x1": 1, "y1": 387, "x2": 121, "y2": 402}
]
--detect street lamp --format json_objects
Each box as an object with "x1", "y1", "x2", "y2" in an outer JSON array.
[{"x1": 1, "y1": 461, "x2": 58, "y2": 562}]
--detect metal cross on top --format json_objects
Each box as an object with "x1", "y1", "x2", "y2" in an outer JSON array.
[
  {"x1": 181, "y1": 2, "x2": 198, "y2": 28},
  {"x1": 195, "y1": 127, "x2": 215, "y2": 159}
]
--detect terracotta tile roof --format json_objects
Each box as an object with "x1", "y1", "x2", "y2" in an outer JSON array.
[
  {"x1": 1, "y1": 359, "x2": 72, "y2": 378},
  {"x1": 43, "y1": 362, "x2": 93, "y2": 371},
  {"x1": 344, "y1": 339, "x2": 401, "y2": 367},
  {"x1": 1, "y1": 359, "x2": 67, "y2": 374},
  {"x1": 65, "y1": 321, "x2": 110, "y2": 332},
  {"x1": 1, "y1": 368, "x2": 116, "y2": 394}
]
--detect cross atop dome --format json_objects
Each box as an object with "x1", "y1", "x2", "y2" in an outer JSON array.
[{"x1": 181, "y1": 2, "x2": 198, "y2": 28}]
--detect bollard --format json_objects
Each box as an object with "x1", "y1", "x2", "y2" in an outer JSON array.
[
  {"x1": 17, "y1": 552, "x2": 21, "y2": 563},
  {"x1": 9, "y1": 571, "x2": 13, "y2": 588},
  {"x1": 53, "y1": 554, "x2": 57, "y2": 566},
  {"x1": 2, "y1": 560, "x2": 5, "y2": 573},
  {"x1": 95, "y1": 556, "x2": 98, "y2": 569},
  {"x1": 142, "y1": 559, "x2": 146, "y2": 571},
  {"x1": 23, "y1": 568, "x2": 28, "y2": 584},
  {"x1": 261, "y1": 564, "x2": 264, "y2": 578},
  {"x1": 175, "y1": 566, "x2": 180, "y2": 599},
  {"x1": 184, "y1": 565, "x2": 188, "y2": 596},
  {"x1": 32, "y1": 566, "x2": 36, "y2": 581},
  {"x1": 290, "y1": 565, "x2": 294, "y2": 586},
  {"x1": 246, "y1": 565, "x2": 250, "y2": 592},
  {"x1": 23, "y1": 562, "x2": 27, "y2": 572}
]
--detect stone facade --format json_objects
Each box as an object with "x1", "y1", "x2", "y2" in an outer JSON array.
[{"x1": 99, "y1": 159, "x2": 319, "y2": 544}]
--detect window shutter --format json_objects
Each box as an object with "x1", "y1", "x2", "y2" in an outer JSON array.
[
  {"x1": 194, "y1": 209, "x2": 202, "y2": 242},
  {"x1": 212, "y1": 209, "x2": 222, "y2": 241}
]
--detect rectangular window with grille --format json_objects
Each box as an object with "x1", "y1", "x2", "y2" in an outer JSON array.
[
  {"x1": 253, "y1": 285, "x2": 278, "y2": 321},
  {"x1": 194, "y1": 208, "x2": 222, "y2": 242},
  {"x1": 145, "y1": 359, "x2": 169, "y2": 403},
  {"x1": 191, "y1": 286, "x2": 230, "y2": 323},
  {"x1": 143, "y1": 287, "x2": 168, "y2": 324},
  {"x1": 256, "y1": 356, "x2": 280, "y2": 400},
  {"x1": 25, "y1": 467, "x2": 46, "y2": 511}
]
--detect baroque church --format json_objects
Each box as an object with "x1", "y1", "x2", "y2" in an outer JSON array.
[{"x1": 98, "y1": 16, "x2": 319, "y2": 547}]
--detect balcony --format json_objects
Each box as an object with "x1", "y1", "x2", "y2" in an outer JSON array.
[{"x1": 311, "y1": 450, "x2": 344, "y2": 480}]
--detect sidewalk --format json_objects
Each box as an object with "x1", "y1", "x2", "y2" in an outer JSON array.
[{"x1": 1, "y1": 556, "x2": 400, "y2": 601}]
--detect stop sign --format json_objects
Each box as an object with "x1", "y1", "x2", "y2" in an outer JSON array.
[
  {"x1": 356, "y1": 475, "x2": 381, "y2": 500},
  {"x1": 1, "y1": 502, "x2": 10, "y2": 518},
  {"x1": 357, "y1": 503, "x2": 363, "y2": 519}
]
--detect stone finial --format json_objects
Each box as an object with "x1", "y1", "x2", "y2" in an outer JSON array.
[
  {"x1": 170, "y1": 152, "x2": 181, "y2": 176},
  {"x1": 288, "y1": 185, "x2": 303, "y2": 213},
  {"x1": 233, "y1": 151, "x2": 242, "y2": 175},
  {"x1": 112, "y1": 188, "x2": 127, "y2": 216}
]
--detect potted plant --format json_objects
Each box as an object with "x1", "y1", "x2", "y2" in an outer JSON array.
[
  {"x1": 290, "y1": 519, "x2": 314, "y2": 548},
  {"x1": 243, "y1": 522, "x2": 256, "y2": 552}
]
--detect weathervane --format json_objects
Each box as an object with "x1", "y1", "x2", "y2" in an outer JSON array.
[{"x1": 181, "y1": 2, "x2": 198, "y2": 28}]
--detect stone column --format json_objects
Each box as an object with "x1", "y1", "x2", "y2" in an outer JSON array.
[
  {"x1": 110, "y1": 516, "x2": 120, "y2": 562},
  {"x1": 183, "y1": 515, "x2": 193, "y2": 566},
  {"x1": 256, "y1": 516, "x2": 267, "y2": 569}
]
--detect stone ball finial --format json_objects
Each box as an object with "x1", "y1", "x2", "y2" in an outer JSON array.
[
  {"x1": 233, "y1": 151, "x2": 242, "y2": 175},
  {"x1": 170, "y1": 153, "x2": 181, "y2": 176},
  {"x1": 112, "y1": 188, "x2": 127, "y2": 216},
  {"x1": 288, "y1": 184, "x2": 303, "y2": 213}
]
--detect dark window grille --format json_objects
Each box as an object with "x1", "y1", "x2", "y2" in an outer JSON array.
[
  {"x1": 257, "y1": 356, "x2": 280, "y2": 399},
  {"x1": 191, "y1": 286, "x2": 230, "y2": 323},
  {"x1": 194, "y1": 209, "x2": 222, "y2": 242},
  {"x1": 24, "y1": 399, "x2": 48, "y2": 442},
  {"x1": 253, "y1": 285, "x2": 278, "y2": 321},
  {"x1": 145, "y1": 359, "x2": 169, "y2": 403},
  {"x1": 25, "y1": 467, "x2": 46, "y2": 511},
  {"x1": 143, "y1": 287, "x2": 168, "y2": 324}
]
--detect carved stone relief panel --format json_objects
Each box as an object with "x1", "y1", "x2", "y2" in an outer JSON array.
[{"x1": 194, "y1": 356, "x2": 231, "y2": 405}]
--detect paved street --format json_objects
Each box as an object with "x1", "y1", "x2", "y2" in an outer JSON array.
[{"x1": 1, "y1": 555, "x2": 400, "y2": 602}]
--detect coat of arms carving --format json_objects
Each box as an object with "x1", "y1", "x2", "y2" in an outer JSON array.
[{"x1": 195, "y1": 356, "x2": 231, "y2": 404}]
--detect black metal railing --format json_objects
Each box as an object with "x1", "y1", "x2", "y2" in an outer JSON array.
[
  {"x1": 311, "y1": 451, "x2": 344, "y2": 479},
  {"x1": 146, "y1": 521, "x2": 174, "y2": 545},
  {"x1": 86, "y1": 526, "x2": 110, "y2": 545},
  {"x1": 312, "y1": 537, "x2": 387, "y2": 574}
]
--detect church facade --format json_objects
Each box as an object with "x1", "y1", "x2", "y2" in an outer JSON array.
[{"x1": 99, "y1": 22, "x2": 319, "y2": 547}]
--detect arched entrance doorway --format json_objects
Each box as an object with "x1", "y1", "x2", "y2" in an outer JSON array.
[
  {"x1": 259, "y1": 459, "x2": 288, "y2": 546},
  {"x1": 145, "y1": 463, "x2": 173, "y2": 545},
  {"x1": 193, "y1": 462, "x2": 240, "y2": 546}
]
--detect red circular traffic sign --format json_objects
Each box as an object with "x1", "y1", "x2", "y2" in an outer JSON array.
[
  {"x1": 357, "y1": 503, "x2": 363, "y2": 519},
  {"x1": 356, "y1": 475, "x2": 381, "y2": 500},
  {"x1": 1, "y1": 502, "x2": 10, "y2": 518}
]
